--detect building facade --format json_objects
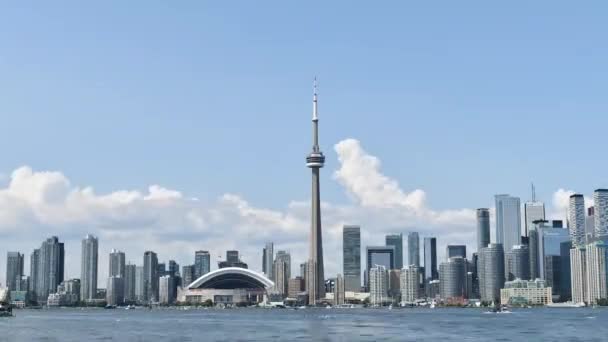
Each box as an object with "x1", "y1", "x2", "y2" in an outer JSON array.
[
  {"x1": 568, "y1": 194, "x2": 586, "y2": 247},
  {"x1": 334, "y1": 274, "x2": 345, "y2": 305},
  {"x1": 343, "y1": 225, "x2": 361, "y2": 292},
  {"x1": 505, "y1": 245, "x2": 530, "y2": 281},
  {"x1": 400, "y1": 265, "x2": 419, "y2": 303},
  {"x1": 594, "y1": 189, "x2": 608, "y2": 237},
  {"x1": 570, "y1": 247, "x2": 587, "y2": 304},
  {"x1": 194, "y1": 251, "x2": 210, "y2": 280},
  {"x1": 407, "y1": 232, "x2": 420, "y2": 267},
  {"x1": 477, "y1": 209, "x2": 491, "y2": 252},
  {"x1": 524, "y1": 201, "x2": 545, "y2": 237},
  {"x1": 495, "y1": 195, "x2": 522, "y2": 254},
  {"x1": 80, "y1": 235, "x2": 98, "y2": 302},
  {"x1": 369, "y1": 265, "x2": 388, "y2": 306},
  {"x1": 386, "y1": 234, "x2": 403, "y2": 269},
  {"x1": 423, "y1": 237, "x2": 438, "y2": 282},
  {"x1": 109, "y1": 249, "x2": 126, "y2": 278},
  {"x1": 6, "y1": 252, "x2": 24, "y2": 291},
  {"x1": 446, "y1": 245, "x2": 467, "y2": 260},
  {"x1": 439, "y1": 257, "x2": 466, "y2": 301},
  {"x1": 586, "y1": 240, "x2": 608, "y2": 304},
  {"x1": 500, "y1": 279, "x2": 552, "y2": 306},
  {"x1": 143, "y1": 251, "x2": 159, "y2": 303},
  {"x1": 124, "y1": 264, "x2": 137, "y2": 303},
  {"x1": 106, "y1": 276, "x2": 124, "y2": 306},
  {"x1": 479, "y1": 243, "x2": 505, "y2": 303},
  {"x1": 35, "y1": 236, "x2": 65, "y2": 303}
]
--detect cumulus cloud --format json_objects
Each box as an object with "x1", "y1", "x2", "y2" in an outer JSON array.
[{"x1": 0, "y1": 138, "x2": 582, "y2": 288}]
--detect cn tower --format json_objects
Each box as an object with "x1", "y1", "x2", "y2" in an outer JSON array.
[{"x1": 306, "y1": 79, "x2": 325, "y2": 304}]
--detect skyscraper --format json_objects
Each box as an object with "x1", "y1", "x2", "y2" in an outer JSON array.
[
  {"x1": 423, "y1": 237, "x2": 438, "y2": 282},
  {"x1": 181, "y1": 265, "x2": 195, "y2": 288},
  {"x1": 446, "y1": 245, "x2": 467, "y2": 260},
  {"x1": 135, "y1": 266, "x2": 144, "y2": 302},
  {"x1": 479, "y1": 243, "x2": 505, "y2": 303},
  {"x1": 80, "y1": 235, "x2": 98, "y2": 302},
  {"x1": 35, "y1": 236, "x2": 65, "y2": 303},
  {"x1": 537, "y1": 223, "x2": 570, "y2": 281},
  {"x1": 343, "y1": 225, "x2": 361, "y2": 292},
  {"x1": 109, "y1": 249, "x2": 126, "y2": 278},
  {"x1": 159, "y1": 275, "x2": 176, "y2": 304},
  {"x1": 263, "y1": 242, "x2": 274, "y2": 281},
  {"x1": 106, "y1": 276, "x2": 124, "y2": 306},
  {"x1": 124, "y1": 264, "x2": 137, "y2": 303},
  {"x1": 495, "y1": 195, "x2": 522, "y2": 253},
  {"x1": 275, "y1": 250, "x2": 291, "y2": 280},
  {"x1": 476, "y1": 209, "x2": 490, "y2": 252},
  {"x1": 6, "y1": 252, "x2": 24, "y2": 291},
  {"x1": 29, "y1": 249, "x2": 39, "y2": 296},
  {"x1": 524, "y1": 186, "x2": 545, "y2": 237},
  {"x1": 407, "y1": 232, "x2": 420, "y2": 267},
  {"x1": 400, "y1": 265, "x2": 419, "y2": 303},
  {"x1": 439, "y1": 257, "x2": 466, "y2": 301},
  {"x1": 505, "y1": 245, "x2": 530, "y2": 281},
  {"x1": 369, "y1": 265, "x2": 388, "y2": 305},
  {"x1": 306, "y1": 79, "x2": 326, "y2": 304},
  {"x1": 334, "y1": 274, "x2": 345, "y2": 305},
  {"x1": 593, "y1": 189, "x2": 608, "y2": 237},
  {"x1": 586, "y1": 240, "x2": 608, "y2": 304},
  {"x1": 559, "y1": 241, "x2": 573, "y2": 301},
  {"x1": 194, "y1": 251, "x2": 210, "y2": 279},
  {"x1": 385, "y1": 234, "x2": 403, "y2": 269},
  {"x1": 568, "y1": 194, "x2": 586, "y2": 247},
  {"x1": 273, "y1": 258, "x2": 289, "y2": 298},
  {"x1": 143, "y1": 251, "x2": 159, "y2": 303},
  {"x1": 366, "y1": 246, "x2": 396, "y2": 282},
  {"x1": 570, "y1": 247, "x2": 587, "y2": 304}
]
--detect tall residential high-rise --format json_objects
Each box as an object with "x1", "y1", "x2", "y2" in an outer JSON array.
[
  {"x1": 476, "y1": 209, "x2": 490, "y2": 252},
  {"x1": 80, "y1": 235, "x2": 98, "y2": 301},
  {"x1": 182, "y1": 265, "x2": 195, "y2": 288},
  {"x1": 194, "y1": 251, "x2": 210, "y2": 279},
  {"x1": 593, "y1": 189, "x2": 608, "y2": 237},
  {"x1": 35, "y1": 236, "x2": 65, "y2": 303},
  {"x1": 524, "y1": 186, "x2": 545, "y2": 237},
  {"x1": 109, "y1": 249, "x2": 126, "y2": 278},
  {"x1": 400, "y1": 265, "x2": 419, "y2": 303},
  {"x1": 343, "y1": 225, "x2": 361, "y2": 292},
  {"x1": 124, "y1": 264, "x2": 137, "y2": 303},
  {"x1": 495, "y1": 195, "x2": 522, "y2": 253},
  {"x1": 366, "y1": 246, "x2": 396, "y2": 288},
  {"x1": 106, "y1": 276, "x2": 124, "y2": 306},
  {"x1": 385, "y1": 234, "x2": 404, "y2": 269},
  {"x1": 306, "y1": 80, "x2": 326, "y2": 304},
  {"x1": 505, "y1": 245, "x2": 530, "y2": 281},
  {"x1": 528, "y1": 222, "x2": 540, "y2": 280},
  {"x1": 159, "y1": 275, "x2": 176, "y2": 304},
  {"x1": 143, "y1": 251, "x2": 159, "y2": 303},
  {"x1": 570, "y1": 247, "x2": 587, "y2": 304},
  {"x1": 407, "y1": 232, "x2": 420, "y2": 267},
  {"x1": 568, "y1": 194, "x2": 586, "y2": 247},
  {"x1": 439, "y1": 257, "x2": 466, "y2": 300},
  {"x1": 263, "y1": 242, "x2": 274, "y2": 281},
  {"x1": 586, "y1": 207, "x2": 596, "y2": 241},
  {"x1": 479, "y1": 243, "x2": 505, "y2": 303},
  {"x1": 369, "y1": 265, "x2": 388, "y2": 305},
  {"x1": 586, "y1": 240, "x2": 608, "y2": 304},
  {"x1": 275, "y1": 250, "x2": 291, "y2": 280},
  {"x1": 273, "y1": 256, "x2": 289, "y2": 297},
  {"x1": 423, "y1": 237, "x2": 438, "y2": 282},
  {"x1": 6, "y1": 252, "x2": 24, "y2": 291},
  {"x1": 334, "y1": 274, "x2": 345, "y2": 305},
  {"x1": 559, "y1": 241, "x2": 573, "y2": 301},
  {"x1": 29, "y1": 249, "x2": 40, "y2": 296},
  {"x1": 446, "y1": 245, "x2": 467, "y2": 260},
  {"x1": 135, "y1": 266, "x2": 144, "y2": 302}
]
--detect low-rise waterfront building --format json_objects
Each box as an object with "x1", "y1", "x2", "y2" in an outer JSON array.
[{"x1": 500, "y1": 279, "x2": 552, "y2": 306}]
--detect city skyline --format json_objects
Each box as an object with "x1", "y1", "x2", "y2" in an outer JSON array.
[{"x1": 1, "y1": 3, "x2": 608, "y2": 291}]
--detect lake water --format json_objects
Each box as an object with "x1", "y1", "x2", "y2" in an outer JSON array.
[{"x1": 1, "y1": 307, "x2": 607, "y2": 341}]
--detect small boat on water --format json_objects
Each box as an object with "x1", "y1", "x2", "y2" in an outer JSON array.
[
  {"x1": 0, "y1": 288, "x2": 13, "y2": 317},
  {"x1": 546, "y1": 302, "x2": 586, "y2": 308}
]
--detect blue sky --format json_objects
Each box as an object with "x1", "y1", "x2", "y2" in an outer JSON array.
[
  {"x1": 2, "y1": 1, "x2": 607, "y2": 209},
  {"x1": 0, "y1": 2, "x2": 607, "y2": 283}
]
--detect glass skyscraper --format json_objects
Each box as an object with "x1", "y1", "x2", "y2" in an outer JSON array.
[
  {"x1": 342, "y1": 225, "x2": 361, "y2": 292},
  {"x1": 6, "y1": 252, "x2": 24, "y2": 291},
  {"x1": 524, "y1": 201, "x2": 545, "y2": 237},
  {"x1": 424, "y1": 237, "x2": 437, "y2": 281},
  {"x1": 446, "y1": 245, "x2": 467, "y2": 260},
  {"x1": 407, "y1": 232, "x2": 420, "y2": 267},
  {"x1": 194, "y1": 250, "x2": 210, "y2": 279},
  {"x1": 495, "y1": 194, "x2": 522, "y2": 254},
  {"x1": 385, "y1": 234, "x2": 403, "y2": 269},
  {"x1": 80, "y1": 234, "x2": 98, "y2": 301},
  {"x1": 476, "y1": 208, "x2": 490, "y2": 252}
]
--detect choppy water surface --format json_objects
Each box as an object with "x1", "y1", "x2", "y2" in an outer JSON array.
[{"x1": 1, "y1": 307, "x2": 607, "y2": 341}]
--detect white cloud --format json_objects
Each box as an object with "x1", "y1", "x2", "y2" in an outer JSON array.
[{"x1": 0, "y1": 139, "x2": 584, "y2": 289}]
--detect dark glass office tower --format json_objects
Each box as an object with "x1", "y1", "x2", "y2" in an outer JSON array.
[
  {"x1": 385, "y1": 234, "x2": 403, "y2": 269},
  {"x1": 342, "y1": 225, "x2": 361, "y2": 292},
  {"x1": 424, "y1": 237, "x2": 438, "y2": 281}
]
